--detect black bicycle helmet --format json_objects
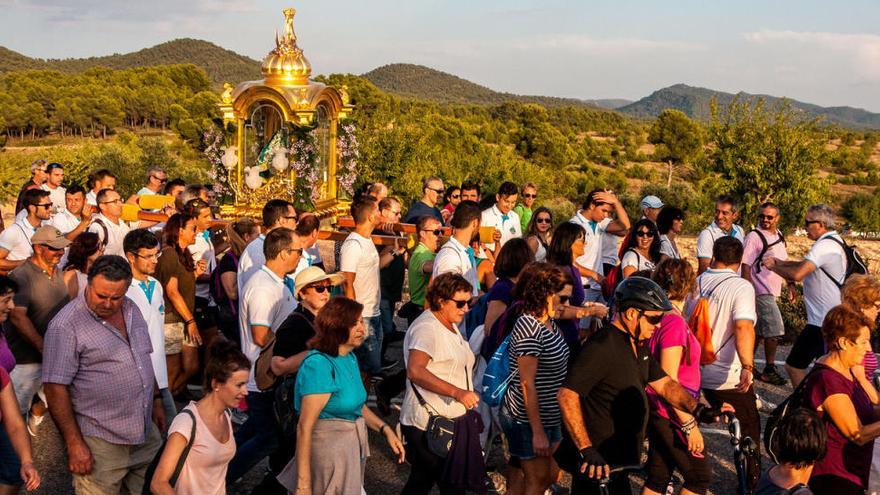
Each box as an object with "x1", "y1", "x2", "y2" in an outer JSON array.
[{"x1": 614, "y1": 276, "x2": 673, "y2": 313}]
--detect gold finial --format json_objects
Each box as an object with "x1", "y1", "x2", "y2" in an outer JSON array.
[{"x1": 261, "y1": 7, "x2": 311, "y2": 86}]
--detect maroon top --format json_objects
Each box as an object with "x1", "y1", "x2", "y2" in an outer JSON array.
[
  {"x1": 0, "y1": 367, "x2": 8, "y2": 424},
  {"x1": 806, "y1": 363, "x2": 874, "y2": 488}
]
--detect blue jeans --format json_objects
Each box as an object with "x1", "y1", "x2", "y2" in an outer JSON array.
[
  {"x1": 160, "y1": 388, "x2": 177, "y2": 436},
  {"x1": 226, "y1": 391, "x2": 279, "y2": 483},
  {"x1": 353, "y1": 316, "x2": 383, "y2": 375},
  {"x1": 0, "y1": 427, "x2": 21, "y2": 486},
  {"x1": 379, "y1": 299, "x2": 396, "y2": 337}
]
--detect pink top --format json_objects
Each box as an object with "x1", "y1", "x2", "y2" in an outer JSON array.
[
  {"x1": 741, "y1": 228, "x2": 786, "y2": 296},
  {"x1": 862, "y1": 350, "x2": 878, "y2": 381},
  {"x1": 168, "y1": 402, "x2": 236, "y2": 495},
  {"x1": 647, "y1": 312, "x2": 702, "y2": 423}
]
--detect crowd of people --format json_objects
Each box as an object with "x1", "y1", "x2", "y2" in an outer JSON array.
[{"x1": 0, "y1": 160, "x2": 879, "y2": 495}]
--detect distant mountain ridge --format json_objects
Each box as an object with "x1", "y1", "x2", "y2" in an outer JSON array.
[
  {"x1": 620, "y1": 84, "x2": 880, "y2": 129},
  {"x1": 0, "y1": 39, "x2": 261, "y2": 87},
  {"x1": 362, "y1": 63, "x2": 611, "y2": 110},
  {"x1": 2, "y1": 39, "x2": 878, "y2": 129}
]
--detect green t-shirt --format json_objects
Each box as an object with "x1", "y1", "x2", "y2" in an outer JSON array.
[
  {"x1": 294, "y1": 350, "x2": 366, "y2": 421},
  {"x1": 408, "y1": 243, "x2": 436, "y2": 306},
  {"x1": 514, "y1": 204, "x2": 533, "y2": 232}
]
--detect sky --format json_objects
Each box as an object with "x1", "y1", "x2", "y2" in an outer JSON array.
[{"x1": 2, "y1": 0, "x2": 879, "y2": 112}]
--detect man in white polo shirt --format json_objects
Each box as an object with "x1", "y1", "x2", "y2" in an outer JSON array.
[
  {"x1": 692, "y1": 236, "x2": 761, "y2": 489},
  {"x1": 569, "y1": 189, "x2": 630, "y2": 302},
  {"x1": 696, "y1": 195, "x2": 745, "y2": 275},
  {"x1": 480, "y1": 181, "x2": 521, "y2": 257},
  {"x1": 764, "y1": 204, "x2": 846, "y2": 387},
  {"x1": 41, "y1": 163, "x2": 66, "y2": 213},
  {"x1": 433, "y1": 200, "x2": 482, "y2": 297},
  {"x1": 88, "y1": 188, "x2": 132, "y2": 257},
  {"x1": 123, "y1": 229, "x2": 175, "y2": 425},
  {"x1": 237, "y1": 199, "x2": 298, "y2": 292},
  {"x1": 229, "y1": 227, "x2": 301, "y2": 483},
  {"x1": 0, "y1": 189, "x2": 52, "y2": 273}
]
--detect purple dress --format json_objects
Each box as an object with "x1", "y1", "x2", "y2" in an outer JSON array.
[
  {"x1": 553, "y1": 264, "x2": 586, "y2": 344},
  {"x1": 0, "y1": 324, "x2": 15, "y2": 373}
]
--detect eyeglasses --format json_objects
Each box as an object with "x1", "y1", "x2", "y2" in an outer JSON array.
[
  {"x1": 804, "y1": 219, "x2": 821, "y2": 226},
  {"x1": 308, "y1": 284, "x2": 332, "y2": 293},
  {"x1": 758, "y1": 214, "x2": 776, "y2": 220},
  {"x1": 558, "y1": 295, "x2": 571, "y2": 305},
  {"x1": 635, "y1": 231, "x2": 655, "y2": 238},
  {"x1": 35, "y1": 203, "x2": 53, "y2": 208},
  {"x1": 642, "y1": 313, "x2": 664, "y2": 325},
  {"x1": 427, "y1": 187, "x2": 445, "y2": 195},
  {"x1": 522, "y1": 193, "x2": 537, "y2": 199},
  {"x1": 284, "y1": 215, "x2": 298, "y2": 222},
  {"x1": 422, "y1": 229, "x2": 443, "y2": 236},
  {"x1": 449, "y1": 298, "x2": 472, "y2": 309},
  {"x1": 134, "y1": 252, "x2": 160, "y2": 261},
  {"x1": 100, "y1": 199, "x2": 122, "y2": 205},
  {"x1": 535, "y1": 217, "x2": 552, "y2": 224},
  {"x1": 151, "y1": 176, "x2": 168, "y2": 184},
  {"x1": 285, "y1": 247, "x2": 303, "y2": 255}
]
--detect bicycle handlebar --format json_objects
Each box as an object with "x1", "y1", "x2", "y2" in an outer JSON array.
[{"x1": 722, "y1": 411, "x2": 742, "y2": 442}]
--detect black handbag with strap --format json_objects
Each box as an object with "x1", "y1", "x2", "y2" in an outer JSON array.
[
  {"x1": 142, "y1": 408, "x2": 197, "y2": 494},
  {"x1": 409, "y1": 365, "x2": 471, "y2": 458}
]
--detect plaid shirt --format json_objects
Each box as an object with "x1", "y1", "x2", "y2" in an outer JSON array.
[{"x1": 42, "y1": 295, "x2": 155, "y2": 445}]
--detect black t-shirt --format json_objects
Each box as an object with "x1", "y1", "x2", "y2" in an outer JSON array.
[
  {"x1": 274, "y1": 305, "x2": 316, "y2": 359},
  {"x1": 562, "y1": 324, "x2": 666, "y2": 465},
  {"x1": 213, "y1": 252, "x2": 238, "y2": 311},
  {"x1": 403, "y1": 201, "x2": 443, "y2": 225},
  {"x1": 374, "y1": 229, "x2": 406, "y2": 302}
]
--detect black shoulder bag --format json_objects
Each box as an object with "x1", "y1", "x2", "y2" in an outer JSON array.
[
  {"x1": 409, "y1": 365, "x2": 470, "y2": 458},
  {"x1": 142, "y1": 409, "x2": 197, "y2": 494}
]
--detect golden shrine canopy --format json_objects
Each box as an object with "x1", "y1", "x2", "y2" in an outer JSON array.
[{"x1": 218, "y1": 7, "x2": 354, "y2": 219}]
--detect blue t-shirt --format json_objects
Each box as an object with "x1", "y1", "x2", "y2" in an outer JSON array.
[
  {"x1": 294, "y1": 350, "x2": 367, "y2": 421},
  {"x1": 403, "y1": 201, "x2": 444, "y2": 225}
]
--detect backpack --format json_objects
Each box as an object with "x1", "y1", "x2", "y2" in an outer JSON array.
[
  {"x1": 687, "y1": 276, "x2": 738, "y2": 366},
  {"x1": 90, "y1": 218, "x2": 110, "y2": 249},
  {"x1": 818, "y1": 236, "x2": 868, "y2": 288},
  {"x1": 480, "y1": 301, "x2": 523, "y2": 362},
  {"x1": 601, "y1": 250, "x2": 641, "y2": 300},
  {"x1": 480, "y1": 332, "x2": 518, "y2": 408},
  {"x1": 750, "y1": 229, "x2": 785, "y2": 274},
  {"x1": 462, "y1": 293, "x2": 489, "y2": 340},
  {"x1": 274, "y1": 353, "x2": 336, "y2": 441},
  {"x1": 253, "y1": 335, "x2": 279, "y2": 391},
  {"x1": 210, "y1": 251, "x2": 238, "y2": 315},
  {"x1": 142, "y1": 409, "x2": 197, "y2": 494},
  {"x1": 763, "y1": 368, "x2": 818, "y2": 463}
]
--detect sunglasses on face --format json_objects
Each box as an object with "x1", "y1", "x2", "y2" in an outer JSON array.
[
  {"x1": 308, "y1": 284, "x2": 332, "y2": 293},
  {"x1": 804, "y1": 219, "x2": 821, "y2": 226},
  {"x1": 558, "y1": 295, "x2": 571, "y2": 305},
  {"x1": 35, "y1": 203, "x2": 53, "y2": 209},
  {"x1": 428, "y1": 187, "x2": 445, "y2": 195},
  {"x1": 422, "y1": 229, "x2": 443, "y2": 236},
  {"x1": 450, "y1": 194, "x2": 460, "y2": 199},
  {"x1": 758, "y1": 214, "x2": 776, "y2": 220},
  {"x1": 642, "y1": 313, "x2": 664, "y2": 325},
  {"x1": 449, "y1": 298, "x2": 472, "y2": 309},
  {"x1": 152, "y1": 176, "x2": 168, "y2": 183},
  {"x1": 522, "y1": 193, "x2": 537, "y2": 199},
  {"x1": 636, "y1": 231, "x2": 655, "y2": 238},
  {"x1": 536, "y1": 217, "x2": 552, "y2": 224}
]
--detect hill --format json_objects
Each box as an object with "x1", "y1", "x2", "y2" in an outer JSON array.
[
  {"x1": 620, "y1": 83, "x2": 880, "y2": 129},
  {"x1": 0, "y1": 39, "x2": 261, "y2": 86},
  {"x1": 362, "y1": 63, "x2": 605, "y2": 109}
]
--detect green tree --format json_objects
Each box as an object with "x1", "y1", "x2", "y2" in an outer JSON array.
[
  {"x1": 707, "y1": 97, "x2": 827, "y2": 230},
  {"x1": 648, "y1": 109, "x2": 703, "y2": 187}
]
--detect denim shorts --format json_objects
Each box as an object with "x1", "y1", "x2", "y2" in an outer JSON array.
[
  {"x1": 0, "y1": 427, "x2": 22, "y2": 486},
  {"x1": 499, "y1": 408, "x2": 562, "y2": 461}
]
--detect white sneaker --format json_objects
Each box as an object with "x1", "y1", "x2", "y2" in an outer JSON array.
[
  {"x1": 26, "y1": 411, "x2": 44, "y2": 437},
  {"x1": 755, "y1": 391, "x2": 777, "y2": 412}
]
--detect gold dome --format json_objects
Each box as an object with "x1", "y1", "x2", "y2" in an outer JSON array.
[{"x1": 261, "y1": 8, "x2": 312, "y2": 86}]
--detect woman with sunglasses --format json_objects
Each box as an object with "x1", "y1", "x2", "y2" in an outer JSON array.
[
  {"x1": 62, "y1": 232, "x2": 103, "y2": 299},
  {"x1": 620, "y1": 218, "x2": 663, "y2": 278},
  {"x1": 499, "y1": 262, "x2": 570, "y2": 495},
  {"x1": 546, "y1": 223, "x2": 608, "y2": 344},
  {"x1": 441, "y1": 186, "x2": 461, "y2": 225},
  {"x1": 158, "y1": 213, "x2": 207, "y2": 397},
  {"x1": 400, "y1": 273, "x2": 479, "y2": 494},
  {"x1": 524, "y1": 207, "x2": 553, "y2": 262},
  {"x1": 657, "y1": 207, "x2": 685, "y2": 261},
  {"x1": 642, "y1": 259, "x2": 711, "y2": 495}
]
